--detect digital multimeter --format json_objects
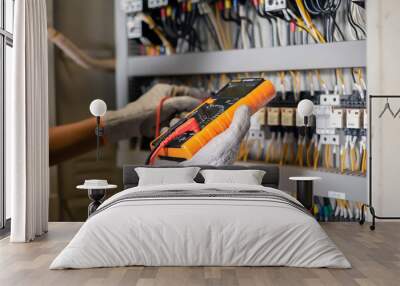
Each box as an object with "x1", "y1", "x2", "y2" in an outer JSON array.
[{"x1": 148, "y1": 78, "x2": 276, "y2": 164}]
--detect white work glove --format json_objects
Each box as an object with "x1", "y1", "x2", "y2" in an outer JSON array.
[
  {"x1": 181, "y1": 105, "x2": 251, "y2": 166},
  {"x1": 104, "y1": 84, "x2": 208, "y2": 142}
]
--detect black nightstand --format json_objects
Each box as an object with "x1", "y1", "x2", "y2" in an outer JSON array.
[
  {"x1": 289, "y1": 177, "x2": 321, "y2": 211},
  {"x1": 77, "y1": 180, "x2": 117, "y2": 217}
]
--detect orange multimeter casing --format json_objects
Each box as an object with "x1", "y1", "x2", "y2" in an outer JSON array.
[{"x1": 150, "y1": 78, "x2": 276, "y2": 161}]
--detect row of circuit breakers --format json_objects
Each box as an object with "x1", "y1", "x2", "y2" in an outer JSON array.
[
  {"x1": 262, "y1": 96, "x2": 367, "y2": 145},
  {"x1": 121, "y1": 0, "x2": 292, "y2": 41},
  {"x1": 121, "y1": 0, "x2": 290, "y2": 14}
]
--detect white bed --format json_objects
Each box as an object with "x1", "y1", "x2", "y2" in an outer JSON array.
[{"x1": 50, "y1": 182, "x2": 350, "y2": 269}]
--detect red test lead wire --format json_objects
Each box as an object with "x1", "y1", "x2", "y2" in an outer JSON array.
[{"x1": 155, "y1": 96, "x2": 172, "y2": 138}]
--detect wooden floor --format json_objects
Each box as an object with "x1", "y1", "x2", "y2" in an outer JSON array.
[{"x1": 0, "y1": 222, "x2": 399, "y2": 286}]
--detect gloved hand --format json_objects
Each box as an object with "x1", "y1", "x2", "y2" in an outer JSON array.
[
  {"x1": 180, "y1": 105, "x2": 251, "y2": 166},
  {"x1": 104, "y1": 84, "x2": 208, "y2": 142}
]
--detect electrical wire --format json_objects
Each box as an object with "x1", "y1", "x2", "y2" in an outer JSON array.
[
  {"x1": 265, "y1": 132, "x2": 276, "y2": 163},
  {"x1": 136, "y1": 13, "x2": 175, "y2": 54},
  {"x1": 155, "y1": 96, "x2": 172, "y2": 138},
  {"x1": 313, "y1": 135, "x2": 321, "y2": 169},
  {"x1": 306, "y1": 135, "x2": 315, "y2": 167}
]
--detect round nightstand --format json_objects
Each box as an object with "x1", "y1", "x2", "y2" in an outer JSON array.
[
  {"x1": 77, "y1": 180, "x2": 117, "y2": 217},
  {"x1": 289, "y1": 177, "x2": 321, "y2": 211}
]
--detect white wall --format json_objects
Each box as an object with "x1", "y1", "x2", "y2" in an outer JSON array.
[{"x1": 368, "y1": 0, "x2": 400, "y2": 217}]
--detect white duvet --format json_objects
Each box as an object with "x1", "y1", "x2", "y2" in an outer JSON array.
[{"x1": 50, "y1": 183, "x2": 350, "y2": 269}]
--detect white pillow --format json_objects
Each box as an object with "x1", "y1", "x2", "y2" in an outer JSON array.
[
  {"x1": 135, "y1": 167, "x2": 200, "y2": 186},
  {"x1": 200, "y1": 169, "x2": 266, "y2": 185}
]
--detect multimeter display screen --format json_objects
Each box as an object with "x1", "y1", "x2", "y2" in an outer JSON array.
[
  {"x1": 192, "y1": 78, "x2": 264, "y2": 129},
  {"x1": 216, "y1": 79, "x2": 263, "y2": 100}
]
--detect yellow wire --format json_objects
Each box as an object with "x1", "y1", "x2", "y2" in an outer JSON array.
[
  {"x1": 279, "y1": 71, "x2": 286, "y2": 91},
  {"x1": 297, "y1": 143, "x2": 304, "y2": 167},
  {"x1": 357, "y1": 68, "x2": 362, "y2": 84},
  {"x1": 361, "y1": 155, "x2": 367, "y2": 174},
  {"x1": 313, "y1": 148, "x2": 319, "y2": 169},
  {"x1": 340, "y1": 149, "x2": 346, "y2": 173},
  {"x1": 295, "y1": 0, "x2": 326, "y2": 43},
  {"x1": 140, "y1": 14, "x2": 175, "y2": 54},
  {"x1": 238, "y1": 141, "x2": 246, "y2": 161},
  {"x1": 243, "y1": 140, "x2": 254, "y2": 162},
  {"x1": 336, "y1": 69, "x2": 345, "y2": 89},
  {"x1": 270, "y1": 144, "x2": 275, "y2": 163},
  {"x1": 361, "y1": 146, "x2": 367, "y2": 174},
  {"x1": 325, "y1": 146, "x2": 329, "y2": 168},
  {"x1": 350, "y1": 148, "x2": 357, "y2": 171},
  {"x1": 256, "y1": 140, "x2": 263, "y2": 161},
  {"x1": 306, "y1": 142, "x2": 312, "y2": 167},
  {"x1": 220, "y1": 74, "x2": 229, "y2": 87},
  {"x1": 289, "y1": 143, "x2": 296, "y2": 164},
  {"x1": 214, "y1": 3, "x2": 229, "y2": 49},
  {"x1": 265, "y1": 143, "x2": 271, "y2": 163},
  {"x1": 324, "y1": 146, "x2": 329, "y2": 168},
  {"x1": 315, "y1": 70, "x2": 326, "y2": 89},
  {"x1": 289, "y1": 71, "x2": 301, "y2": 98}
]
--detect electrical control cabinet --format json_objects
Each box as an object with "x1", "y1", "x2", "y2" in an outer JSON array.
[{"x1": 114, "y1": 0, "x2": 368, "y2": 209}]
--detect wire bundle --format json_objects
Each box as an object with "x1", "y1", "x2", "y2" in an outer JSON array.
[
  {"x1": 313, "y1": 197, "x2": 365, "y2": 222},
  {"x1": 125, "y1": 0, "x2": 366, "y2": 56}
]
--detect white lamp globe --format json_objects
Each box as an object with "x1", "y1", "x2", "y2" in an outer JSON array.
[
  {"x1": 297, "y1": 99, "x2": 314, "y2": 117},
  {"x1": 90, "y1": 99, "x2": 107, "y2": 117}
]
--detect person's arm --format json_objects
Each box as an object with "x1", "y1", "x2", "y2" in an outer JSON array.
[
  {"x1": 49, "y1": 118, "x2": 102, "y2": 166},
  {"x1": 49, "y1": 84, "x2": 207, "y2": 166}
]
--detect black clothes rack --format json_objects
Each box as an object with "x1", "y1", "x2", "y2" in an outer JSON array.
[{"x1": 359, "y1": 95, "x2": 400, "y2": 230}]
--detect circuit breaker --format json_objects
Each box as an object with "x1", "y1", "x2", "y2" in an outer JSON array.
[
  {"x1": 320, "y1": 94, "x2": 340, "y2": 106},
  {"x1": 126, "y1": 15, "x2": 142, "y2": 39},
  {"x1": 254, "y1": 107, "x2": 266, "y2": 126},
  {"x1": 314, "y1": 105, "x2": 335, "y2": 135},
  {"x1": 281, "y1": 108, "x2": 296, "y2": 126},
  {"x1": 330, "y1": 109, "x2": 345, "y2": 129},
  {"x1": 346, "y1": 109, "x2": 362, "y2": 129},
  {"x1": 265, "y1": 0, "x2": 287, "y2": 12},
  {"x1": 320, "y1": 134, "x2": 340, "y2": 145},
  {"x1": 267, "y1": 107, "x2": 281, "y2": 126},
  {"x1": 148, "y1": 0, "x2": 168, "y2": 9},
  {"x1": 121, "y1": 0, "x2": 143, "y2": 13}
]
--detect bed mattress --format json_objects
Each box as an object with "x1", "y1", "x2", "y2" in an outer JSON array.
[{"x1": 50, "y1": 183, "x2": 351, "y2": 269}]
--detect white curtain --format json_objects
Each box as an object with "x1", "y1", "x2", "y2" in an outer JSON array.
[{"x1": 7, "y1": 0, "x2": 49, "y2": 242}]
